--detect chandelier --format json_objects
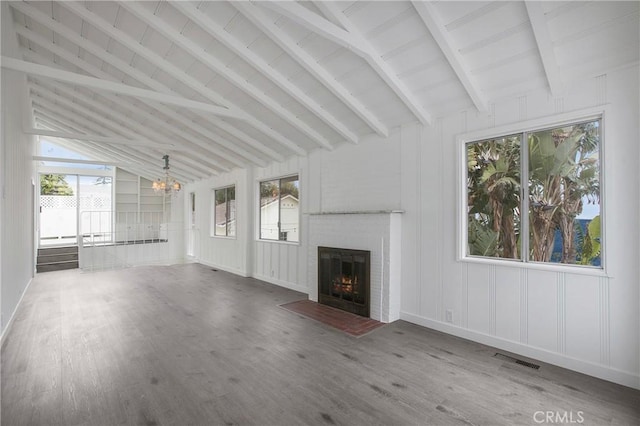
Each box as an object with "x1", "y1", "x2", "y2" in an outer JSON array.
[{"x1": 152, "y1": 154, "x2": 181, "y2": 195}]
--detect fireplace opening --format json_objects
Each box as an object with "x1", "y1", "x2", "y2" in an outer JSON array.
[{"x1": 318, "y1": 247, "x2": 370, "y2": 317}]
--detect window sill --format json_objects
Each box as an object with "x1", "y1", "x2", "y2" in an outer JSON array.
[
  {"x1": 211, "y1": 235, "x2": 236, "y2": 240},
  {"x1": 256, "y1": 239, "x2": 300, "y2": 246},
  {"x1": 459, "y1": 256, "x2": 609, "y2": 277}
]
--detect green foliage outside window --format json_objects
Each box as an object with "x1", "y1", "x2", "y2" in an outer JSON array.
[
  {"x1": 466, "y1": 119, "x2": 601, "y2": 267},
  {"x1": 40, "y1": 174, "x2": 74, "y2": 196}
]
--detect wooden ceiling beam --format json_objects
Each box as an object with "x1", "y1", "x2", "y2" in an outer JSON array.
[
  {"x1": 29, "y1": 77, "x2": 230, "y2": 174},
  {"x1": 260, "y1": 1, "x2": 370, "y2": 57},
  {"x1": 30, "y1": 82, "x2": 217, "y2": 178},
  {"x1": 33, "y1": 155, "x2": 130, "y2": 167},
  {"x1": 168, "y1": 1, "x2": 358, "y2": 145},
  {"x1": 412, "y1": 1, "x2": 488, "y2": 112},
  {"x1": 57, "y1": 1, "x2": 307, "y2": 156},
  {"x1": 525, "y1": 1, "x2": 563, "y2": 97},
  {"x1": 35, "y1": 114, "x2": 164, "y2": 174},
  {"x1": 11, "y1": 2, "x2": 284, "y2": 164},
  {"x1": 33, "y1": 114, "x2": 194, "y2": 182},
  {"x1": 313, "y1": 2, "x2": 432, "y2": 126},
  {"x1": 233, "y1": 1, "x2": 389, "y2": 138},
  {"x1": 32, "y1": 121, "x2": 135, "y2": 168},
  {"x1": 2, "y1": 56, "x2": 238, "y2": 120},
  {"x1": 16, "y1": 24, "x2": 270, "y2": 168},
  {"x1": 31, "y1": 97, "x2": 205, "y2": 181},
  {"x1": 24, "y1": 128, "x2": 173, "y2": 150},
  {"x1": 120, "y1": 1, "x2": 336, "y2": 149},
  {"x1": 21, "y1": 50, "x2": 244, "y2": 174},
  {"x1": 32, "y1": 129, "x2": 153, "y2": 179}
]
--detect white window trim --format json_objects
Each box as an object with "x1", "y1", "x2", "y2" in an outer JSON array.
[
  {"x1": 211, "y1": 184, "x2": 237, "y2": 239},
  {"x1": 456, "y1": 106, "x2": 609, "y2": 276},
  {"x1": 256, "y1": 173, "x2": 301, "y2": 245}
]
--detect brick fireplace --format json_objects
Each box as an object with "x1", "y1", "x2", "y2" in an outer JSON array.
[{"x1": 308, "y1": 211, "x2": 402, "y2": 323}]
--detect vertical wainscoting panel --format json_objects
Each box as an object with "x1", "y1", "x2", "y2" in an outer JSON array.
[
  {"x1": 466, "y1": 263, "x2": 491, "y2": 334},
  {"x1": 495, "y1": 266, "x2": 521, "y2": 342},
  {"x1": 289, "y1": 244, "x2": 299, "y2": 287},
  {"x1": 255, "y1": 242, "x2": 264, "y2": 278},
  {"x1": 518, "y1": 95, "x2": 527, "y2": 121},
  {"x1": 489, "y1": 265, "x2": 497, "y2": 335},
  {"x1": 439, "y1": 117, "x2": 466, "y2": 323},
  {"x1": 564, "y1": 274, "x2": 600, "y2": 364},
  {"x1": 419, "y1": 125, "x2": 439, "y2": 320},
  {"x1": 435, "y1": 118, "x2": 445, "y2": 322},
  {"x1": 520, "y1": 268, "x2": 528, "y2": 344},
  {"x1": 413, "y1": 125, "x2": 424, "y2": 318},
  {"x1": 461, "y1": 263, "x2": 469, "y2": 328},
  {"x1": 557, "y1": 273, "x2": 566, "y2": 354},
  {"x1": 459, "y1": 113, "x2": 469, "y2": 328},
  {"x1": 527, "y1": 270, "x2": 559, "y2": 352},
  {"x1": 599, "y1": 277, "x2": 611, "y2": 366},
  {"x1": 399, "y1": 123, "x2": 421, "y2": 316},
  {"x1": 251, "y1": 156, "x2": 308, "y2": 293},
  {"x1": 595, "y1": 74, "x2": 607, "y2": 106},
  {"x1": 554, "y1": 97, "x2": 565, "y2": 114}
]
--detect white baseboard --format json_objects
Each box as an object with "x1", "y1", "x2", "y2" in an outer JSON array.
[
  {"x1": 252, "y1": 273, "x2": 309, "y2": 295},
  {"x1": 197, "y1": 259, "x2": 249, "y2": 278},
  {"x1": 400, "y1": 312, "x2": 640, "y2": 390},
  {"x1": 195, "y1": 261, "x2": 308, "y2": 295},
  {"x1": 1, "y1": 276, "x2": 33, "y2": 345}
]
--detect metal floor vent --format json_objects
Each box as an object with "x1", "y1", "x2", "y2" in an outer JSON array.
[{"x1": 494, "y1": 352, "x2": 541, "y2": 370}]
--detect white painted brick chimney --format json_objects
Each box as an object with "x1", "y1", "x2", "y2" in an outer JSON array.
[{"x1": 307, "y1": 211, "x2": 402, "y2": 323}]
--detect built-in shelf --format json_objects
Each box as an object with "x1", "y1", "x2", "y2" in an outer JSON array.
[{"x1": 115, "y1": 168, "x2": 169, "y2": 219}]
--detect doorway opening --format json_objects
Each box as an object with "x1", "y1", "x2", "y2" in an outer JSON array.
[{"x1": 39, "y1": 173, "x2": 113, "y2": 248}]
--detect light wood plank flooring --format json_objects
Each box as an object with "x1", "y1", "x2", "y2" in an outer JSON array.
[{"x1": 2, "y1": 264, "x2": 639, "y2": 425}]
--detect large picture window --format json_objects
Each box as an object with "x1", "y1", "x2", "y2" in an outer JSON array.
[
  {"x1": 465, "y1": 117, "x2": 602, "y2": 268},
  {"x1": 213, "y1": 186, "x2": 235, "y2": 237},
  {"x1": 259, "y1": 175, "x2": 299, "y2": 242}
]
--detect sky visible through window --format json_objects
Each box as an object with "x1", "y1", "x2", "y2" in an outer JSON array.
[{"x1": 40, "y1": 139, "x2": 112, "y2": 170}]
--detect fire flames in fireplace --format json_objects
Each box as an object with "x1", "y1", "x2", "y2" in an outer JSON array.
[
  {"x1": 318, "y1": 246, "x2": 370, "y2": 317},
  {"x1": 332, "y1": 274, "x2": 358, "y2": 295}
]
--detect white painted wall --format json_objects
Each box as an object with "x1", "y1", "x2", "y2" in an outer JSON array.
[
  {"x1": 79, "y1": 224, "x2": 184, "y2": 271},
  {"x1": 1, "y1": 2, "x2": 37, "y2": 336},
  {"x1": 399, "y1": 66, "x2": 639, "y2": 389},
  {"x1": 185, "y1": 167, "x2": 250, "y2": 277},
  {"x1": 252, "y1": 156, "x2": 308, "y2": 293},
  {"x1": 185, "y1": 67, "x2": 638, "y2": 388},
  {"x1": 185, "y1": 132, "x2": 403, "y2": 295}
]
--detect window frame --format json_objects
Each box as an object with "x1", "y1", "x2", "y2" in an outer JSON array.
[
  {"x1": 211, "y1": 184, "x2": 236, "y2": 239},
  {"x1": 457, "y1": 107, "x2": 608, "y2": 276},
  {"x1": 257, "y1": 174, "x2": 300, "y2": 244}
]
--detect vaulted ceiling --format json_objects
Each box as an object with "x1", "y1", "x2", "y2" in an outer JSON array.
[{"x1": 4, "y1": 1, "x2": 639, "y2": 182}]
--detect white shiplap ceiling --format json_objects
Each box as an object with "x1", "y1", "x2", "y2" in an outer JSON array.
[{"x1": 4, "y1": 1, "x2": 639, "y2": 182}]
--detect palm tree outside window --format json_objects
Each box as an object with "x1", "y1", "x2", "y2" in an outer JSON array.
[{"x1": 465, "y1": 118, "x2": 601, "y2": 267}]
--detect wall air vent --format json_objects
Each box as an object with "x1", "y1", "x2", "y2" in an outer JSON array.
[{"x1": 494, "y1": 352, "x2": 541, "y2": 370}]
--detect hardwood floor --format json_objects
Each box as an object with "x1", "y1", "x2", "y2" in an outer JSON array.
[{"x1": 2, "y1": 264, "x2": 639, "y2": 425}]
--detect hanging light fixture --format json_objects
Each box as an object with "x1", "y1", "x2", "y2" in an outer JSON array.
[{"x1": 152, "y1": 154, "x2": 181, "y2": 195}]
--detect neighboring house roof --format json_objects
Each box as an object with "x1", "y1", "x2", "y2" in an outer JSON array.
[
  {"x1": 261, "y1": 194, "x2": 299, "y2": 209},
  {"x1": 214, "y1": 199, "x2": 236, "y2": 226}
]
